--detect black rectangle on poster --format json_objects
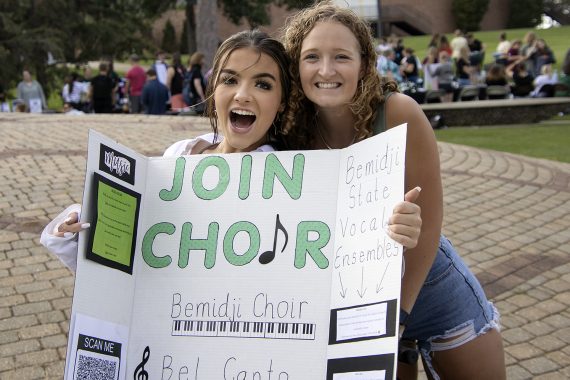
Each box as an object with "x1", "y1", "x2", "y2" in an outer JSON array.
[
  {"x1": 99, "y1": 143, "x2": 136, "y2": 185},
  {"x1": 326, "y1": 354, "x2": 395, "y2": 379},
  {"x1": 86, "y1": 172, "x2": 141, "y2": 275},
  {"x1": 329, "y1": 299, "x2": 397, "y2": 345}
]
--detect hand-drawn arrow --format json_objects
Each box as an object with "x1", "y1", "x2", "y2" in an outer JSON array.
[
  {"x1": 338, "y1": 272, "x2": 347, "y2": 298},
  {"x1": 376, "y1": 262, "x2": 390, "y2": 294},
  {"x1": 357, "y1": 266, "x2": 367, "y2": 298}
]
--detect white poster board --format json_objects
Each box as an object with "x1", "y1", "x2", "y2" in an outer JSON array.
[{"x1": 66, "y1": 126, "x2": 407, "y2": 380}]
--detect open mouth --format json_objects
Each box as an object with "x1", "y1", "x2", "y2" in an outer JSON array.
[
  {"x1": 230, "y1": 109, "x2": 256, "y2": 130},
  {"x1": 316, "y1": 82, "x2": 341, "y2": 89}
]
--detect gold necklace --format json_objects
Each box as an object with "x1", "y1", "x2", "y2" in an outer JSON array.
[{"x1": 317, "y1": 125, "x2": 356, "y2": 149}]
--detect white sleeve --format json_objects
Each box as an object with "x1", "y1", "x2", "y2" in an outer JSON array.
[
  {"x1": 162, "y1": 134, "x2": 217, "y2": 157},
  {"x1": 39, "y1": 204, "x2": 82, "y2": 272},
  {"x1": 163, "y1": 139, "x2": 193, "y2": 157}
]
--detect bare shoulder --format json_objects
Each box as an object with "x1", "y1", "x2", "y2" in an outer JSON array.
[{"x1": 384, "y1": 92, "x2": 430, "y2": 131}]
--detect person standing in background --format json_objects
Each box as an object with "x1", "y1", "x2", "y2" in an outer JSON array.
[
  {"x1": 467, "y1": 32, "x2": 485, "y2": 70},
  {"x1": 187, "y1": 52, "x2": 207, "y2": 114},
  {"x1": 427, "y1": 33, "x2": 440, "y2": 48},
  {"x1": 423, "y1": 46, "x2": 440, "y2": 90},
  {"x1": 377, "y1": 48, "x2": 402, "y2": 83},
  {"x1": 89, "y1": 62, "x2": 114, "y2": 113},
  {"x1": 528, "y1": 38, "x2": 556, "y2": 77},
  {"x1": 62, "y1": 73, "x2": 83, "y2": 110},
  {"x1": 79, "y1": 66, "x2": 93, "y2": 112},
  {"x1": 400, "y1": 47, "x2": 419, "y2": 84},
  {"x1": 506, "y1": 62, "x2": 534, "y2": 97},
  {"x1": 495, "y1": 32, "x2": 511, "y2": 66},
  {"x1": 450, "y1": 29, "x2": 468, "y2": 61},
  {"x1": 456, "y1": 46, "x2": 474, "y2": 86},
  {"x1": 521, "y1": 31, "x2": 537, "y2": 74},
  {"x1": 555, "y1": 48, "x2": 570, "y2": 97},
  {"x1": 438, "y1": 34, "x2": 453, "y2": 57},
  {"x1": 125, "y1": 54, "x2": 146, "y2": 113},
  {"x1": 17, "y1": 69, "x2": 47, "y2": 112},
  {"x1": 167, "y1": 52, "x2": 188, "y2": 111},
  {"x1": 1, "y1": 83, "x2": 11, "y2": 112},
  {"x1": 142, "y1": 68, "x2": 169, "y2": 115},
  {"x1": 152, "y1": 51, "x2": 169, "y2": 86},
  {"x1": 429, "y1": 51, "x2": 455, "y2": 102},
  {"x1": 103, "y1": 58, "x2": 123, "y2": 112}
]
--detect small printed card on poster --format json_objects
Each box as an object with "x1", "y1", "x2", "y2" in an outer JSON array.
[{"x1": 66, "y1": 125, "x2": 407, "y2": 380}]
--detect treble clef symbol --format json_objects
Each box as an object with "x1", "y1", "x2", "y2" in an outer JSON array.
[{"x1": 133, "y1": 346, "x2": 150, "y2": 380}]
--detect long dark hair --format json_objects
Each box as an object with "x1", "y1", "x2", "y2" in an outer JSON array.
[
  {"x1": 204, "y1": 30, "x2": 291, "y2": 147},
  {"x1": 68, "y1": 72, "x2": 78, "y2": 95}
]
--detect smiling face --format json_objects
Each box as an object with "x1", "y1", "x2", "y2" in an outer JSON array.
[
  {"x1": 214, "y1": 47, "x2": 283, "y2": 153},
  {"x1": 23, "y1": 70, "x2": 32, "y2": 82},
  {"x1": 299, "y1": 21, "x2": 362, "y2": 111}
]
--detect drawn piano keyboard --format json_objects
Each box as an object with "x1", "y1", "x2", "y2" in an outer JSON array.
[{"x1": 172, "y1": 320, "x2": 315, "y2": 340}]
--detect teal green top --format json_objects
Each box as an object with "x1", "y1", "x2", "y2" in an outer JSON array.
[
  {"x1": 555, "y1": 74, "x2": 570, "y2": 97},
  {"x1": 373, "y1": 91, "x2": 395, "y2": 135}
]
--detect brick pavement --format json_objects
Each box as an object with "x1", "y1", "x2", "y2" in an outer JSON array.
[{"x1": 1, "y1": 113, "x2": 569, "y2": 379}]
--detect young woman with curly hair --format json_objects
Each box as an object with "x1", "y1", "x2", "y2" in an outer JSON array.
[{"x1": 281, "y1": 2, "x2": 505, "y2": 379}]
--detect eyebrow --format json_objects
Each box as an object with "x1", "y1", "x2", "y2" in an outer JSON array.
[
  {"x1": 220, "y1": 69, "x2": 277, "y2": 82},
  {"x1": 301, "y1": 47, "x2": 355, "y2": 55}
]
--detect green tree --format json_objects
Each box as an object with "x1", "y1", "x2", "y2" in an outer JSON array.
[
  {"x1": 162, "y1": 19, "x2": 178, "y2": 53},
  {"x1": 0, "y1": 0, "x2": 152, "y2": 94},
  {"x1": 508, "y1": 0, "x2": 544, "y2": 28},
  {"x1": 218, "y1": 0, "x2": 312, "y2": 28},
  {"x1": 451, "y1": 0, "x2": 490, "y2": 31},
  {"x1": 0, "y1": 0, "x2": 312, "y2": 97},
  {"x1": 544, "y1": 0, "x2": 570, "y2": 24},
  {"x1": 142, "y1": 0, "x2": 312, "y2": 58},
  {"x1": 0, "y1": 1, "x2": 66, "y2": 92}
]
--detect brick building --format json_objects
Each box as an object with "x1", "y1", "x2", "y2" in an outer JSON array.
[
  {"x1": 371, "y1": 0, "x2": 510, "y2": 35},
  {"x1": 152, "y1": 2, "x2": 511, "y2": 70},
  {"x1": 153, "y1": 1, "x2": 510, "y2": 46}
]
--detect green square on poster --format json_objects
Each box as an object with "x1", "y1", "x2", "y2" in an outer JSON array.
[{"x1": 92, "y1": 180, "x2": 138, "y2": 266}]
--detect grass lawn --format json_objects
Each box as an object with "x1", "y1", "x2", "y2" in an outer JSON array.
[
  {"x1": 402, "y1": 25, "x2": 570, "y2": 72},
  {"x1": 434, "y1": 116, "x2": 570, "y2": 163}
]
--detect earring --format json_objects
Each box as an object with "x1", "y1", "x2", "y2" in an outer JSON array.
[
  {"x1": 360, "y1": 79, "x2": 364, "y2": 95},
  {"x1": 272, "y1": 113, "x2": 282, "y2": 135}
]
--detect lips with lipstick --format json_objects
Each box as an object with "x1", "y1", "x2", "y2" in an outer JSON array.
[{"x1": 230, "y1": 109, "x2": 256, "y2": 130}]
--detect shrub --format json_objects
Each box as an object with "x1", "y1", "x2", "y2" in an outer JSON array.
[{"x1": 452, "y1": 0, "x2": 490, "y2": 31}]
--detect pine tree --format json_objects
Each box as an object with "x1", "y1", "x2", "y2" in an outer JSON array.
[
  {"x1": 508, "y1": 0, "x2": 543, "y2": 28},
  {"x1": 162, "y1": 19, "x2": 178, "y2": 54},
  {"x1": 451, "y1": 0, "x2": 490, "y2": 31},
  {"x1": 180, "y1": 20, "x2": 189, "y2": 54}
]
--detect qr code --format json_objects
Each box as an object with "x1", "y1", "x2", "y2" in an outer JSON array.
[{"x1": 75, "y1": 352, "x2": 119, "y2": 380}]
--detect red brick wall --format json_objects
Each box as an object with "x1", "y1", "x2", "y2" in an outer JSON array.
[
  {"x1": 152, "y1": 1, "x2": 511, "y2": 46},
  {"x1": 480, "y1": 0, "x2": 511, "y2": 30}
]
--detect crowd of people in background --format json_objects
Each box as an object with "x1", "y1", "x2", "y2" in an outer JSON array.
[
  {"x1": 1, "y1": 29, "x2": 569, "y2": 114},
  {"x1": 376, "y1": 30, "x2": 570, "y2": 102},
  {"x1": 0, "y1": 50, "x2": 210, "y2": 115}
]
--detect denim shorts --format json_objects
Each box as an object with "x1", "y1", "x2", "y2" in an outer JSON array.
[{"x1": 401, "y1": 236, "x2": 500, "y2": 378}]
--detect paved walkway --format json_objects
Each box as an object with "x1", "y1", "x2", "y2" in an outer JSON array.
[{"x1": 0, "y1": 113, "x2": 569, "y2": 379}]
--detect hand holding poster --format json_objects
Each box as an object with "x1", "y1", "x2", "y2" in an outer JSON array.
[{"x1": 66, "y1": 125, "x2": 407, "y2": 379}]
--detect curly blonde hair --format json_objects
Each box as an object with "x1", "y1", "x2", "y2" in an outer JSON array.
[{"x1": 281, "y1": 1, "x2": 397, "y2": 150}]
